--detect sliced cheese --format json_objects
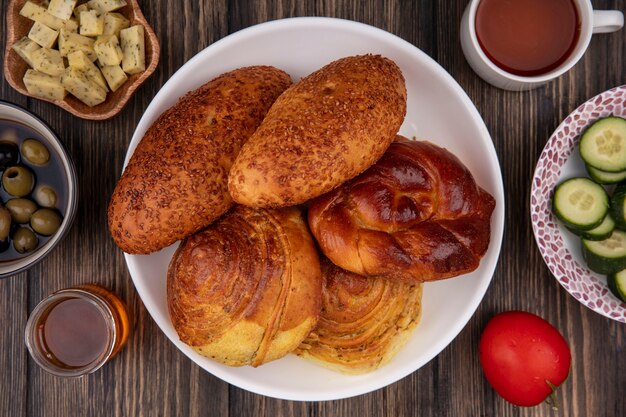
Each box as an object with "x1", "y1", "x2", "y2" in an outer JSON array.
[
  {"x1": 11, "y1": 37, "x2": 41, "y2": 68},
  {"x1": 73, "y1": 3, "x2": 89, "y2": 20},
  {"x1": 94, "y1": 34, "x2": 123, "y2": 66},
  {"x1": 61, "y1": 67, "x2": 107, "y2": 106},
  {"x1": 28, "y1": 22, "x2": 59, "y2": 48},
  {"x1": 89, "y1": 0, "x2": 127, "y2": 13},
  {"x1": 58, "y1": 29, "x2": 97, "y2": 60},
  {"x1": 100, "y1": 64, "x2": 127, "y2": 92},
  {"x1": 103, "y1": 12, "x2": 130, "y2": 38},
  {"x1": 79, "y1": 10, "x2": 104, "y2": 36},
  {"x1": 67, "y1": 50, "x2": 108, "y2": 90},
  {"x1": 31, "y1": 48, "x2": 66, "y2": 76},
  {"x1": 120, "y1": 25, "x2": 145, "y2": 75},
  {"x1": 63, "y1": 17, "x2": 79, "y2": 33},
  {"x1": 19, "y1": 1, "x2": 64, "y2": 30},
  {"x1": 23, "y1": 69, "x2": 66, "y2": 101},
  {"x1": 47, "y1": 0, "x2": 78, "y2": 21}
]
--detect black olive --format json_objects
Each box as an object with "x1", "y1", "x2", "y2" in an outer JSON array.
[
  {"x1": 0, "y1": 238, "x2": 8, "y2": 253},
  {"x1": 0, "y1": 142, "x2": 19, "y2": 169}
]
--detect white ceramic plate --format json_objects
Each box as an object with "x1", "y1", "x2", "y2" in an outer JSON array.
[
  {"x1": 124, "y1": 17, "x2": 505, "y2": 401},
  {"x1": 531, "y1": 85, "x2": 626, "y2": 323}
]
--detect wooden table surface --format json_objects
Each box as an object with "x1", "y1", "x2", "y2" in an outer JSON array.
[{"x1": 1, "y1": 0, "x2": 625, "y2": 416}]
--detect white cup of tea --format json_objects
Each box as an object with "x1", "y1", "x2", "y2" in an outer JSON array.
[{"x1": 460, "y1": 0, "x2": 624, "y2": 91}]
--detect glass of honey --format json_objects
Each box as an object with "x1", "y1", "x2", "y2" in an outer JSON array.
[
  {"x1": 460, "y1": 0, "x2": 623, "y2": 90},
  {"x1": 25, "y1": 285, "x2": 130, "y2": 377}
]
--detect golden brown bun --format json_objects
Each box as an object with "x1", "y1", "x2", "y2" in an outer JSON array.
[
  {"x1": 308, "y1": 138, "x2": 496, "y2": 283},
  {"x1": 296, "y1": 259, "x2": 422, "y2": 374},
  {"x1": 228, "y1": 54, "x2": 407, "y2": 208},
  {"x1": 167, "y1": 206, "x2": 322, "y2": 367},
  {"x1": 108, "y1": 66, "x2": 292, "y2": 254}
]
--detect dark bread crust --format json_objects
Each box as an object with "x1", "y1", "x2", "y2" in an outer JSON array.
[
  {"x1": 108, "y1": 66, "x2": 292, "y2": 254},
  {"x1": 308, "y1": 139, "x2": 496, "y2": 283},
  {"x1": 228, "y1": 54, "x2": 407, "y2": 208}
]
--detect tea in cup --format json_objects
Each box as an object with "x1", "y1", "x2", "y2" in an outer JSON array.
[{"x1": 460, "y1": 0, "x2": 624, "y2": 90}]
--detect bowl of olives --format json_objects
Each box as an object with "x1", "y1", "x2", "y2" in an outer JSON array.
[{"x1": 0, "y1": 101, "x2": 77, "y2": 278}]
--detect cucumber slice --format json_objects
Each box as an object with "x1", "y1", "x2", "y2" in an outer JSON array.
[
  {"x1": 553, "y1": 177, "x2": 608, "y2": 230},
  {"x1": 579, "y1": 116, "x2": 626, "y2": 172},
  {"x1": 610, "y1": 185, "x2": 626, "y2": 229},
  {"x1": 586, "y1": 164, "x2": 626, "y2": 184},
  {"x1": 582, "y1": 230, "x2": 626, "y2": 274},
  {"x1": 568, "y1": 215, "x2": 615, "y2": 240},
  {"x1": 608, "y1": 269, "x2": 626, "y2": 303}
]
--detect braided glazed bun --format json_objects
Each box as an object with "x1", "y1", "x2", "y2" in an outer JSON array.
[
  {"x1": 296, "y1": 259, "x2": 423, "y2": 374},
  {"x1": 228, "y1": 54, "x2": 406, "y2": 208},
  {"x1": 167, "y1": 206, "x2": 322, "y2": 367},
  {"x1": 308, "y1": 138, "x2": 496, "y2": 283}
]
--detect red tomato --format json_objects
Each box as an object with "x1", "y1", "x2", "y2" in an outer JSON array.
[{"x1": 479, "y1": 311, "x2": 571, "y2": 407}]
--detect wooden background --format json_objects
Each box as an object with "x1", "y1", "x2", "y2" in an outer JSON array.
[{"x1": 1, "y1": 0, "x2": 624, "y2": 416}]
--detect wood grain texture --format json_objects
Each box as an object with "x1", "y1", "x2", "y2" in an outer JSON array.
[{"x1": 0, "y1": 0, "x2": 624, "y2": 416}]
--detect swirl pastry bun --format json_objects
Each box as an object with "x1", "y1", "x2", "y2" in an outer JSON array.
[
  {"x1": 108, "y1": 66, "x2": 292, "y2": 254},
  {"x1": 228, "y1": 54, "x2": 407, "y2": 208},
  {"x1": 308, "y1": 138, "x2": 496, "y2": 283},
  {"x1": 296, "y1": 259, "x2": 423, "y2": 374},
  {"x1": 167, "y1": 206, "x2": 322, "y2": 367}
]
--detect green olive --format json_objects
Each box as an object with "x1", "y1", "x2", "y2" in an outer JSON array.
[
  {"x1": 0, "y1": 206, "x2": 11, "y2": 241},
  {"x1": 21, "y1": 139, "x2": 50, "y2": 165},
  {"x1": 30, "y1": 208, "x2": 62, "y2": 236},
  {"x1": 13, "y1": 227, "x2": 38, "y2": 254},
  {"x1": 2, "y1": 166, "x2": 35, "y2": 197},
  {"x1": 6, "y1": 198, "x2": 37, "y2": 223},
  {"x1": 34, "y1": 186, "x2": 57, "y2": 208}
]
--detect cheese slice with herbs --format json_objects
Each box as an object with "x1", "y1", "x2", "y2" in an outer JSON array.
[
  {"x1": 63, "y1": 18, "x2": 79, "y2": 33},
  {"x1": 61, "y1": 67, "x2": 107, "y2": 106},
  {"x1": 67, "y1": 50, "x2": 108, "y2": 90},
  {"x1": 80, "y1": 10, "x2": 104, "y2": 36},
  {"x1": 58, "y1": 29, "x2": 97, "y2": 60},
  {"x1": 28, "y1": 22, "x2": 59, "y2": 48},
  {"x1": 47, "y1": 0, "x2": 78, "y2": 21},
  {"x1": 73, "y1": 3, "x2": 89, "y2": 20},
  {"x1": 100, "y1": 64, "x2": 128, "y2": 92},
  {"x1": 19, "y1": 1, "x2": 65, "y2": 30},
  {"x1": 88, "y1": 0, "x2": 127, "y2": 13},
  {"x1": 11, "y1": 37, "x2": 41, "y2": 68},
  {"x1": 23, "y1": 69, "x2": 67, "y2": 101},
  {"x1": 94, "y1": 34, "x2": 123, "y2": 66},
  {"x1": 103, "y1": 12, "x2": 130, "y2": 38},
  {"x1": 31, "y1": 48, "x2": 66, "y2": 76},
  {"x1": 120, "y1": 25, "x2": 145, "y2": 74}
]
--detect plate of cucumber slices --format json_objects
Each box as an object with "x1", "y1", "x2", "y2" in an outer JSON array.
[{"x1": 531, "y1": 85, "x2": 626, "y2": 322}]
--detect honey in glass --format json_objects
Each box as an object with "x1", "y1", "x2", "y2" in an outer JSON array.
[{"x1": 25, "y1": 285, "x2": 130, "y2": 377}]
